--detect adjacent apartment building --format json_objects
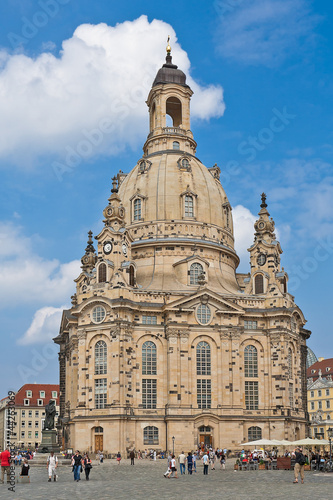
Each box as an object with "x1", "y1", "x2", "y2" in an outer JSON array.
[
  {"x1": 0, "y1": 384, "x2": 59, "y2": 450},
  {"x1": 307, "y1": 358, "x2": 333, "y2": 439}
]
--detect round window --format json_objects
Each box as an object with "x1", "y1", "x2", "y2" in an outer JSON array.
[
  {"x1": 181, "y1": 158, "x2": 190, "y2": 169},
  {"x1": 92, "y1": 306, "x2": 106, "y2": 324},
  {"x1": 257, "y1": 253, "x2": 266, "y2": 266},
  {"x1": 197, "y1": 304, "x2": 211, "y2": 325}
]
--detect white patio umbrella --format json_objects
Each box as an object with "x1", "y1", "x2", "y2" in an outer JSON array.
[
  {"x1": 241, "y1": 439, "x2": 278, "y2": 447},
  {"x1": 292, "y1": 438, "x2": 329, "y2": 446}
]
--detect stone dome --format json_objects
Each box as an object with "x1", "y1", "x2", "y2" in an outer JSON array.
[{"x1": 119, "y1": 153, "x2": 234, "y2": 245}]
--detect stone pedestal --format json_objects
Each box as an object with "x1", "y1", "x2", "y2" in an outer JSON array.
[{"x1": 38, "y1": 429, "x2": 60, "y2": 453}]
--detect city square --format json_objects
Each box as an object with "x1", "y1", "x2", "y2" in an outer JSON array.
[
  {"x1": 4, "y1": 458, "x2": 333, "y2": 500},
  {"x1": 1, "y1": 2, "x2": 333, "y2": 498}
]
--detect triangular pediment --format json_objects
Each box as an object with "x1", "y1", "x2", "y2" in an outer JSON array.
[
  {"x1": 308, "y1": 377, "x2": 332, "y2": 390},
  {"x1": 164, "y1": 288, "x2": 244, "y2": 314}
]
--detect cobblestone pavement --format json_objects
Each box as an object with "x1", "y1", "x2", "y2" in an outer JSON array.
[{"x1": 2, "y1": 459, "x2": 333, "y2": 500}]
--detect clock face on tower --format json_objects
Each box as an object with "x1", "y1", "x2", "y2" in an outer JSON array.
[
  {"x1": 103, "y1": 241, "x2": 113, "y2": 255},
  {"x1": 122, "y1": 243, "x2": 128, "y2": 257},
  {"x1": 257, "y1": 253, "x2": 266, "y2": 266}
]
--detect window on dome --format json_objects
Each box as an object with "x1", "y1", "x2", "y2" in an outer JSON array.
[
  {"x1": 133, "y1": 199, "x2": 141, "y2": 221},
  {"x1": 173, "y1": 141, "x2": 180, "y2": 150},
  {"x1": 189, "y1": 263, "x2": 203, "y2": 285},
  {"x1": 184, "y1": 195, "x2": 194, "y2": 217}
]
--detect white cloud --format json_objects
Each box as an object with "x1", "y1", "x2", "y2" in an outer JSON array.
[
  {"x1": 215, "y1": 0, "x2": 319, "y2": 66},
  {"x1": 0, "y1": 16, "x2": 225, "y2": 167},
  {"x1": 17, "y1": 305, "x2": 66, "y2": 345},
  {"x1": 232, "y1": 204, "x2": 257, "y2": 269},
  {"x1": 0, "y1": 221, "x2": 80, "y2": 308}
]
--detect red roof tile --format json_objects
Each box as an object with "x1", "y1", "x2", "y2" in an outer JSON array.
[
  {"x1": 11, "y1": 384, "x2": 59, "y2": 407},
  {"x1": 307, "y1": 358, "x2": 333, "y2": 381}
]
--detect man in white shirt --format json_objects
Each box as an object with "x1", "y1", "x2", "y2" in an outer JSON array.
[
  {"x1": 47, "y1": 451, "x2": 58, "y2": 482},
  {"x1": 178, "y1": 451, "x2": 186, "y2": 474}
]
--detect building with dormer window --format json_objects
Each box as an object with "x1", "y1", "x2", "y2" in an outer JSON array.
[{"x1": 55, "y1": 42, "x2": 311, "y2": 455}]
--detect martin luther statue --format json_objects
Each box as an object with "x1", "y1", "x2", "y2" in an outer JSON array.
[{"x1": 44, "y1": 399, "x2": 56, "y2": 430}]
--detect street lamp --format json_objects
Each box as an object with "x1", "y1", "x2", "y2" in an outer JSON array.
[
  {"x1": 172, "y1": 436, "x2": 175, "y2": 455},
  {"x1": 327, "y1": 427, "x2": 333, "y2": 469}
]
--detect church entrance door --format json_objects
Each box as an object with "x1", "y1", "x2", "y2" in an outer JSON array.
[
  {"x1": 95, "y1": 435, "x2": 103, "y2": 452},
  {"x1": 198, "y1": 426, "x2": 213, "y2": 449}
]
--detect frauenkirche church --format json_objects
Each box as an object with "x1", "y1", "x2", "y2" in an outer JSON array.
[{"x1": 55, "y1": 42, "x2": 311, "y2": 454}]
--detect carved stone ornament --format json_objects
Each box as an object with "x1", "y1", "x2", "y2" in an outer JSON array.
[
  {"x1": 110, "y1": 327, "x2": 121, "y2": 339},
  {"x1": 269, "y1": 333, "x2": 281, "y2": 347}
]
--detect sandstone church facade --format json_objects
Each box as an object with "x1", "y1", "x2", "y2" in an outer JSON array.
[{"x1": 55, "y1": 44, "x2": 310, "y2": 454}]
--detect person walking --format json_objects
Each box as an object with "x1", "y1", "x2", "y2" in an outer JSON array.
[
  {"x1": 202, "y1": 452, "x2": 209, "y2": 475},
  {"x1": 293, "y1": 447, "x2": 306, "y2": 484},
  {"x1": 187, "y1": 452, "x2": 193, "y2": 475},
  {"x1": 192, "y1": 452, "x2": 197, "y2": 472},
  {"x1": 0, "y1": 447, "x2": 11, "y2": 484},
  {"x1": 116, "y1": 451, "x2": 121, "y2": 465},
  {"x1": 209, "y1": 449, "x2": 216, "y2": 470},
  {"x1": 130, "y1": 450, "x2": 135, "y2": 465},
  {"x1": 167, "y1": 454, "x2": 178, "y2": 478},
  {"x1": 47, "y1": 451, "x2": 58, "y2": 482},
  {"x1": 220, "y1": 451, "x2": 226, "y2": 470},
  {"x1": 83, "y1": 453, "x2": 92, "y2": 480},
  {"x1": 178, "y1": 451, "x2": 186, "y2": 475},
  {"x1": 72, "y1": 450, "x2": 83, "y2": 482}
]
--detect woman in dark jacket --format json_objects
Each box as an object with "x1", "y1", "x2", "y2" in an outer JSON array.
[{"x1": 83, "y1": 454, "x2": 92, "y2": 480}]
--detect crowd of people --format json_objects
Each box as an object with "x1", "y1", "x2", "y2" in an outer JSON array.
[{"x1": 164, "y1": 447, "x2": 228, "y2": 478}]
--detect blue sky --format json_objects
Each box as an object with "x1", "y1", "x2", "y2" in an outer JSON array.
[{"x1": 0, "y1": 0, "x2": 332, "y2": 397}]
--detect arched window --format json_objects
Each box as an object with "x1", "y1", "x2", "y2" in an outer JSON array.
[
  {"x1": 129, "y1": 265, "x2": 135, "y2": 286},
  {"x1": 244, "y1": 345, "x2": 258, "y2": 377},
  {"x1": 95, "y1": 340, "x2": 107, "y2": 375},
  {"x1": 248, "y1": 426, "x2": 262, "y2": 441},
  {"x1": 244, "y1": 345, "x2": 259, "y2": 410},
  {"x1": 142, "y1": 341, "x2": 157, "y2": 375},
  {"x1": 190, "y1": 263, "x2": 203, "y2": 285},
  {"x1": 133, "y1": 199, "x2": 141, "y2": 221},
  {"x1": 166, "y1": 96, "x2": 182, "y2": 127},
  {"x1": 288, "y1": 348, "x2": 293, "y2": 378},
  {"x1": 196, "y1": 341, "x2": 211, "y2": 375},
  {"x1": 98, "y1": 263, "x2": 107, "y2": 283},
  {"x1": 185, "y1": 195, "x2": 194, "y2": 217},
  {"x1": 143, "y1": 426, "x2": 159, "y2": 445},
  {"x1": 254, "y1": 274, "x2": 264, "y2": 294},
  {"x1": 173, "y1": 141, "x2": 180, "y2": 150}
]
